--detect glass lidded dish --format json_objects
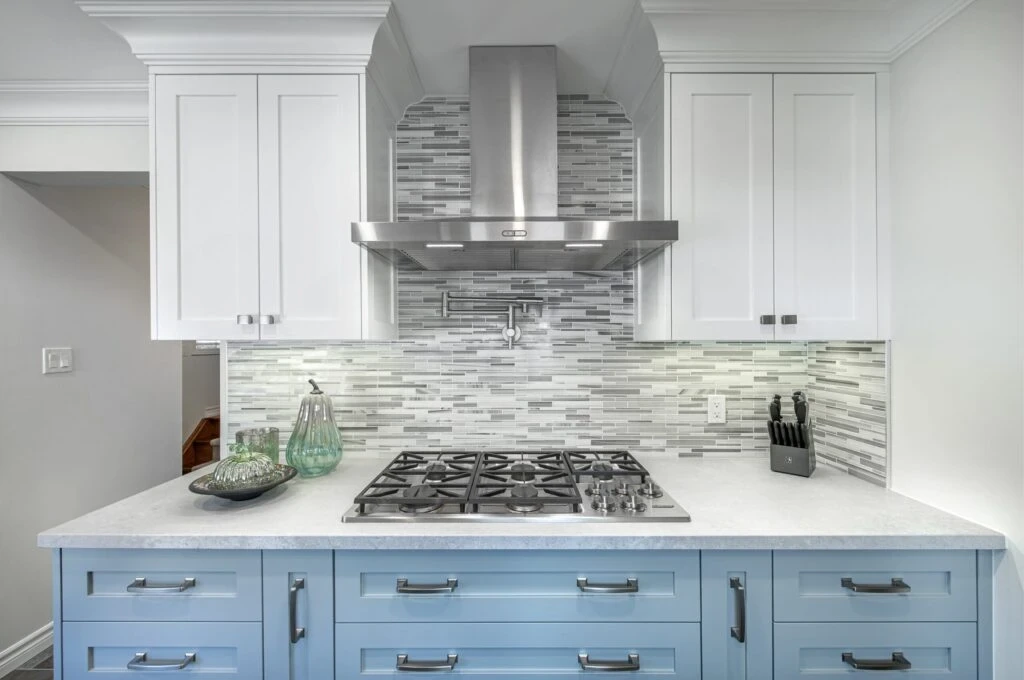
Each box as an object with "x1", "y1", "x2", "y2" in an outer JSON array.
[{"x1": 211, "y1": 443, "x2": 278, "y2": 489}]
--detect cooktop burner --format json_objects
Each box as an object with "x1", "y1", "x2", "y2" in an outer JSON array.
[{"x1": 343, "y1": 450, "x2": 691, "y2": 523}]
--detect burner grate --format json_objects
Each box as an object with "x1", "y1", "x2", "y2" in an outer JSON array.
[
  {"x1": 564, "y1": 450, "x2": 649, "y2": 482},
  {"x1": 469, "y1": 452, "x2": 582, "y2": 512},
  {"x1": 353, "y1": 451, "x2": 480, "y2": 513}
]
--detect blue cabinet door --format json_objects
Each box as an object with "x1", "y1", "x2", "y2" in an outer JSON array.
[
  {"x1": 701, "y1": 551, "x2": 773, "y2": 680},
  {"x1": 263, "y1": 550, "x2": 334, "y2": 680}
]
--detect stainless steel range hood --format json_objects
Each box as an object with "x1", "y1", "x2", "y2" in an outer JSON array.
[{"x1": 352, "y1": 46, "x2": 677, "y2": 271}]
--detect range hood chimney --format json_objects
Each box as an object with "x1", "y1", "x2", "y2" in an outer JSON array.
[{"x1": 352, "y1": 46, "x2": 677, "y2": 271}]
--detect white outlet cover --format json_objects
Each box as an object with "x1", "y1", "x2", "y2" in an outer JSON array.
[
  {"x1": 707, "y1": 395, "x2": 727, "y2": 424},
  {"x1": 42, "y1": 347, "x2": 73, "y2": 375}
]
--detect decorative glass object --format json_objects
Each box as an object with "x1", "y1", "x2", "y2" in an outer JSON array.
[
  {"x1": 212, "y1": 443, "x2": 278, "y2": 488},
  {"x1": 235, "y1": 427, "x2": 281, "y2": 463},
  {"x1": 286, "y1": 379, "x2": 343, "y2": 478}
]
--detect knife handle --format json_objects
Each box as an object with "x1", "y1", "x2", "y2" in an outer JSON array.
[{"x1": 767, "y1": 421, "x2": 777, "y2": 445}]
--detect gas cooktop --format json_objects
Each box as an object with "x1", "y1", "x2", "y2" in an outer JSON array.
[{"x1": 341, "y1": 450, "x2": 691, "y2": 523}]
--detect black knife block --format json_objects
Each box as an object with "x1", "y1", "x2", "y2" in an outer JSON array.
[{"x1": 770, "y1": 419, "x2": 816, "y2": 478}]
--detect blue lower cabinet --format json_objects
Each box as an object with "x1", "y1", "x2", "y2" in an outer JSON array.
[
  {"x1": 335, "y1": 622, "x2": 701, "y2": 678},
  {"x1": 263, "y1": 550, "x2": 334, "y2": 680},
  {"x1": 701, "y1": 551, "x2": 773, "y2": 680},
  {"x1": 61, "y1": 621, "x2": 262, "y2": 679},
  {"x1": 335, "y1": 550, "x2": 699, "y2": 623},
  {"x1": 774, "y1": 622, "x2": 978, "y2": 678}
]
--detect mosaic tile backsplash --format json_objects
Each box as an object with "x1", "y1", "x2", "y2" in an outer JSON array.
[{"x1": 225, "y1": 96, "x2": 889, "y2": 486}]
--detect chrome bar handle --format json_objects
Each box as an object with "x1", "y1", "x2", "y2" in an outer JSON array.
[
  {"x1": 259, "y1": 314, "x2": 276, "y2": 325},
  {"x1": 396, "y1": 578, "x2": 458, "y2": 594},
  {"x1": 780, "y1": 314, "x2": 798, "y2": 325},
  {"x1": 842, "y1": 652, "x2": 912, "y2": 671},
  {"x1": 126, "y1": 577, "x2": 196, "y2": 593},
  {"x1": 759, "y1": 315, "x2": 776, "y2": 325},
  {"x1": 236, "y1": 314, "x2": 255, "y2": 325},
  {"x1": 577, "y1": 653, "x2": 640, "y2": 671},
  {"x1": 841, "y1": 577, "x2": 911, "y2": 594},
  {"x1": 576, "y1": 577, "x2": 639, "y2": 594},
  {"x1": 127, "y1": 652, "x2": 196, "y2": 670},
  {"x1": 396, "y1": 653, "x2": 458, "y2": 671},
  {"x1": 289, "y1": 578, "x2": 306, "y2": 644},
  {"x1": 729, "y1": 576, "x2": 746, "y2": 643}
]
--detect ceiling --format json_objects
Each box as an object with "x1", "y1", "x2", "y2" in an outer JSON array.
[
  {"x1": 391, "y1": 0, "x2": 637, "y2": 94},
  {"x1": 0, "y1": 0, "x2": 144, "y2": 80}
]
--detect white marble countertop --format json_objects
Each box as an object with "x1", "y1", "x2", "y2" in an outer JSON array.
[{"x1": 38, "y1": 455, "x2": 1004, "y2": 551}]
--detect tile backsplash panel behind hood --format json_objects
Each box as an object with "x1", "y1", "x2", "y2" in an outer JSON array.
[{"x1": 224, "y1": 96, "x2": 888, "y2": 485}]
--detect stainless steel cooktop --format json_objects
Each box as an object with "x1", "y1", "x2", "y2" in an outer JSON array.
[{"x1": 341, "y1": 450, "x2": 691, "y2": 523}]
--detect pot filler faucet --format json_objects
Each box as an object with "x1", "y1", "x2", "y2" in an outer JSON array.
[{"x1": 441, "y1": 292, "x2": 544, "y2": 349}]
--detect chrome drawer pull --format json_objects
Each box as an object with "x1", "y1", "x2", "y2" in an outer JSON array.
[
  {"x1": 576, "y1": 577, "x2": 638, "y2": 594},
  {"x1": 289, "y1": 577, "x2": 306, "y2": 644},
  {"x1": 840, "y1": 577, "x2": 911, "y2": 594},
  {"x1": 396, "y1": 578, "x2": 458, "y2": 594},
  {"x1": 842, "y1": 651, "x2": 911, "y2": 671},
  {"x1": 127, "y1": 652, "x2": 196, "y2": 670},
  {"x1": 578, "y1": 652, "x2": 641, "y2": 672},
  {"x1": 126, "y1": 577, "x2": 196, "y2": 593},
  {"x1": 729, "y1": 577, "x2": 746, "y2": 643},
  {"x1": 396, "y1": 653, "x2": 458, "y2": 671}
]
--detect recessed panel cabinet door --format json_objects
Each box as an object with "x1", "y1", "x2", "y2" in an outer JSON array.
[
  {"x1": 153, "y1": 75, "x2": 260, "y2": 340},
  {"x1": 258, "y1": 75, "x2": 363, "y2": 340},
  {"x1": 773, "y1": 74, "x2": 878, "y2": 340},
  {"x1": 701, "y1": 551, "x2": 773, "y2": 680},
  {"x1": 670, "y1": 74, "x2": 775, "y2": 341}
]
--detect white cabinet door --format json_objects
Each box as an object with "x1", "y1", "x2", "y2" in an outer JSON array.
[
  {"x1": 773, "y1": 74, "x2": 877, "y2": 340},
  {"x1": 257, "y1": 75, "x2": 363, "y2": 340},
  {"x1": 153, "y1": 75, "x2": 260, "y2": 340},
  {"x1": 669, "y1": 74, "x2": 775, "y2": 340}
]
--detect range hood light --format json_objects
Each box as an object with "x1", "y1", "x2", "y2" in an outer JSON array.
[
  {"x1": 564, "y1": 242, "x2": 604, "y2": 249},
  {"x1": 425, "y1": 243, "x2": 465, "y2": 249}
]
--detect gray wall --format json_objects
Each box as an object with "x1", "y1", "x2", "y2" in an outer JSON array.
[
  {"x1": 889, "y1": 0, "x2": 1024, "y2": 675},
  {"x1": 0, "y1": 177, "x2": 181, "y2": 655}
]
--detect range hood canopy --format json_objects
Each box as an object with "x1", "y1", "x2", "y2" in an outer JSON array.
[{"x1": 352, "y1": 45, "x2": 677, "y2": 271}]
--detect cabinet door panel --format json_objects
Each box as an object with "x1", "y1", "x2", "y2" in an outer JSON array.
[
  {"x1": 702, "y1": 551, "x2": 773, "y2": 680},
  {"x1": 153, "y1": 75, "x2": 259, "y2": 340},
  {"x1": 774, "y1": 74, "x2": 877, "y2": 340},
  {"x1": 258, "y1": 75, "x2": 363, "y2": 340},
  {"x1": 670, "y1": 74, "x2": 775, "y2": 340},
  {"x1": 263, "y1": 550, "x2": 334, "y2": 680}
]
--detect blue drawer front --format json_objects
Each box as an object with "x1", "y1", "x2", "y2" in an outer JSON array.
[
  {"x1": 336, "y1": 550, "x2": 699, "y2": 623},
  {"x1": 774, "y1": 550, "x2": 977, "y2": 622},
  {"x1": 336, "y1": 622, "x2": 701, "y2": 678},
  {"x1": 62, "y1": 549, "x2": 262, "y2": 622},
  {"x1": 774, "y1": 622, "x2": 977, "y2": 678},
  {"x1": 62, "y1": 621, "x2": 262, "y2": 679}
]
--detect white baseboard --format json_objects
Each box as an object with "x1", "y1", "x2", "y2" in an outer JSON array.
[{"x1": 0, "y1": 622, "x2": 52, "y2": 678}]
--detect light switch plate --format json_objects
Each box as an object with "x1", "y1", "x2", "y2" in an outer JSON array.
[
  {"x1": 42, "y1": 348, "x2": 73, "y2": 375},
  {"x1": 707, "y1": 395, "x2": 727, "y2": 424}
]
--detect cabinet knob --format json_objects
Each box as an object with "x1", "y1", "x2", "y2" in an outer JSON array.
[
  {"x1": 236, "y1": 314, "x2": 255, "y2": 325},
  {"x1": 759, "y1": 315, "x2": 776, "y2": 325},
  {"x1": 780, "y1": 315, "x2": 798, "y2": 325}
]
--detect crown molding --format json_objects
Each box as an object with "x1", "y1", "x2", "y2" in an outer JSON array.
[
  {"x1": 0, "y1": 81, "x2": 147, "y2": 126},
  {"x1": 77, "y1": 0, "x2": 391, "y2": 70},
  {"x1": 366, "y1": 5, "x2": 424, "y2": 122},
  {"x1": 604, "y1": 1, "x2": 663, "y2": 123},
  {"x1": 641, "y1": 0, "x2": 979, "y2": 66}
]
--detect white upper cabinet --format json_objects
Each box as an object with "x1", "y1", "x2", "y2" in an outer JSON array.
[
  {"x1": 257, "y1": 75, "x2": 362, "y2": 340},
  {"x1": 669, "y1": 74, "x2": 775, "y2": 341},
  {"x1": 153, "y1": 75, "x2": 260, "y2": 341},
  {"x1": 655, "y1": 72, "x2": 880, "y2": 341},
  {"x1": 152, "y1": 74, "x2": 391, "y2": 341},
  {"x1": 773, "y1": 74, "x2": 877, "y2": 340}
]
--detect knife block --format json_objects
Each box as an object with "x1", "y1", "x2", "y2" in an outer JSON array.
[{"x1": 770, "y1": 419, "x2": 816, "y2": 478}]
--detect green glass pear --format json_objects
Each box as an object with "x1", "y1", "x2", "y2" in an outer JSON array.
[{"x1": 285, "y1": 379, "x2": 343, "y2": 478}]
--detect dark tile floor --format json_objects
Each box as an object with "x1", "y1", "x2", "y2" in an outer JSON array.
[{"x1": 6, "y1": 647, "x2": 52, "y2": 680}]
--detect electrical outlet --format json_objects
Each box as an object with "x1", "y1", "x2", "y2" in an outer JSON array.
[
  {"x1": 707, "y1": 395, "x2": 727, "y2": 424},
  {"x1": 42, "y1": 347, "x2": 73, "y2": 375}
]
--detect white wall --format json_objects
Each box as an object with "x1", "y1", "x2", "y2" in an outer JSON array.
[
  {"x1": 0, "y1": 176, "x2": 181, "y2": 655},
  {"x1": 889, "y1": 0, "x2": 1024, "y2": 676}
]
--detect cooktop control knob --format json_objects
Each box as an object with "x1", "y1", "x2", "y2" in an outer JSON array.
[
  {"x1": 586, "y1": 480, "x2": 615, "y2": 497},
  {"x1": 614, "y1": 480, "x2": 632, "y2": 496},
  {"x1": 636, "y1": 481, "x2": 663, "y2": 499},
  {"x1": 591, "y1": 494, "x2": 616, "y2": 512},
  {"x1": 621, "y1": 493, "x2": 647, "y2": 513}
]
